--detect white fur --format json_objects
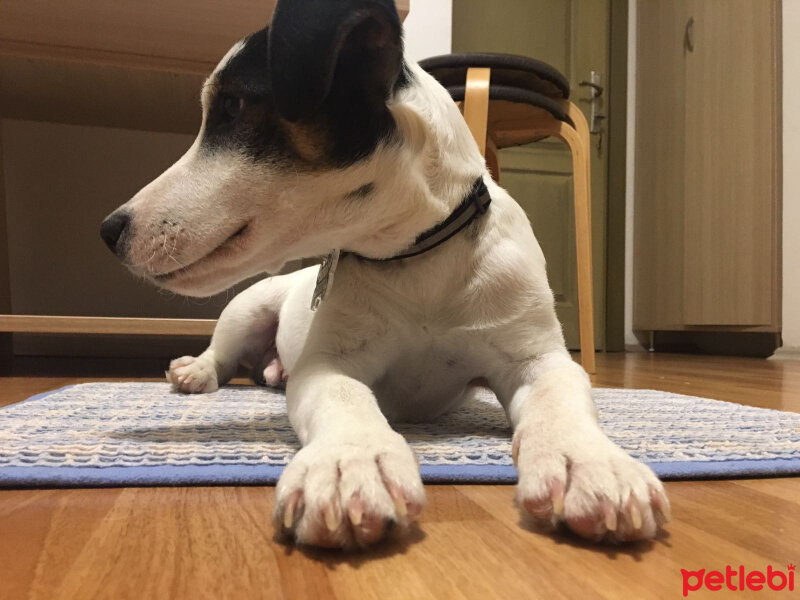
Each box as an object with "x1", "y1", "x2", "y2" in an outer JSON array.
[{"x1": 120, "y1": 55, "x2": 669, "y2": 548}]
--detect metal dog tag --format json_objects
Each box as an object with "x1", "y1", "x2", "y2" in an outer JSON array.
[{"x1": 310, "y1": 249, "x2": 340, "y2": 311}]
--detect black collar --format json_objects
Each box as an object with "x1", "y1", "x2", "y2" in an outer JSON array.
[
  {"x1": 348, "y1": 177, "x2": 491, "y2": 262},
  {"x1": 310, "y1": 178, "x2": 491, "y2": 311}
]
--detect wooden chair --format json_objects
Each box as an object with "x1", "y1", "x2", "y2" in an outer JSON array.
[{"x1": 420, "y1": 53, "x2": 596, "y2": 374}]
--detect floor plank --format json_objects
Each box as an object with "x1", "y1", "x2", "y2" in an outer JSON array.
[{"x1": 1, "y1": 353, "x2": 798, "y2": 599}]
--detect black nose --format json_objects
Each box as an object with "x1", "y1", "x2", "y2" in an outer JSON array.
[{"x1": 100, "y1": 211, "x2": 131, "y2": 255}]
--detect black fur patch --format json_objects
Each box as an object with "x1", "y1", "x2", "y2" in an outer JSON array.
[
  {"x1": 268, "y1": 0, "x2": 405, "y2": 166},
  {"x1": 200, "y1": 29, "x2": 297, "y2": 166},
  {"x1": 199, "y1": 17, "x2": 408, "y2": 169},
  {"x1": 395, "y1": 61, "x2": 414, "y2": 92}
]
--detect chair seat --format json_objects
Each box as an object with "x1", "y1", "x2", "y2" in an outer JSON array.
[
  {"x1": 445, "y1": 83, "x2": 573, "y2": 129},
  {"x1": 419, "y1": 52, "x2": 570, "y2": 100}
]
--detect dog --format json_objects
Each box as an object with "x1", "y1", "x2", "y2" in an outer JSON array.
[{"x1": 100, "y1": 0, "x2": 669, "y2": 549}]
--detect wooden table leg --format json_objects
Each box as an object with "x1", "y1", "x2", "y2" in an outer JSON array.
[{"x1": 0, "y1": 116, "x2": 13, "y2": 373}]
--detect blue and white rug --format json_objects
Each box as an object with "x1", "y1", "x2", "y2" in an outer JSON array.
[{"x1": 0, "y1": 383, "x2": 798, "y2": 487}]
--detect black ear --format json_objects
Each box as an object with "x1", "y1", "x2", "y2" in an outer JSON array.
[{"x1": 268, "y1": 0, "x2": 403, "y2": 122}]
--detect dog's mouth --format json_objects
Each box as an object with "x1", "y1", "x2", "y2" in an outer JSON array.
[{"x1": 151, "y1": 222, "x2": 251, "y2": 283}]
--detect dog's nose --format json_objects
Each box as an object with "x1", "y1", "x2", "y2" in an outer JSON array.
[{"x1": 100, "y1": 211, "x2": 131, "y2": 255}]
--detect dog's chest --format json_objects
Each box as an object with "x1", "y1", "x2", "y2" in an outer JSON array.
[{"x1": 372, "y1": 328, "x2": 480, "y2": 422}]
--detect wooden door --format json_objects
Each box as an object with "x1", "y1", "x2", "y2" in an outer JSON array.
[
  {"x1": 682, "y1": 0, "x2": 780, "y2": 326},
  {"x1": 452, "y1": 0, "x2": 609, "y2": 349}
]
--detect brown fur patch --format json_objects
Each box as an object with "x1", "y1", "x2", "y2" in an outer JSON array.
[{"x1": 283, "y1": 120, "x2": 326, "y2": 163}]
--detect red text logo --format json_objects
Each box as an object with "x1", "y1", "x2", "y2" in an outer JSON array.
[{"x1": 681, "y1": 564, "x2": 795, "y2": 596}]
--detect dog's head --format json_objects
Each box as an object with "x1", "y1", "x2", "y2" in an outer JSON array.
[{"x1": 100, "y1": 0, "x2": 416, "y2": 296}]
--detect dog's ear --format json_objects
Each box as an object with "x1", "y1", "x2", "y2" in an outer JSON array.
[{"x1": 269, "y1": 0, "x2": 403, "y2": 122}]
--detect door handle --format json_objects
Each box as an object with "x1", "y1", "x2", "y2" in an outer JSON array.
[
  {"x1": 685, "y1": 16, "x2": 695, "y2": 52},
  {"x1": 578, "y1": 81, "x2": 604, "y2": 98},
  {"x1": 579, "y1": 72, "x2": 606, "y2": 144}
]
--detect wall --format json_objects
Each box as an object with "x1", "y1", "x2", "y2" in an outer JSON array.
[
  {"x1": 780, "y1": 0, "x2": 800, "y2": 355},
  {"x1": 0, "y1": 120, "x2": 225, "y2": 321},
  {"x1": 403, "y1": 0, "x2": 452, "y2": 62},
  {"x1": 0, "y1": 3, "x2": 453, "y2": 356}
]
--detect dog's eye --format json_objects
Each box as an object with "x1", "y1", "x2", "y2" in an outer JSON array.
[{"x1": 222, "y1": 95, "x2": 245, "y2": 120}]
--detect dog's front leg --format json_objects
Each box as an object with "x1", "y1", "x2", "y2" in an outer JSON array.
[
  {"x1": 495, "y1": 351, "x2": 670, "y2": 543},
  {"x1": 274, "y1": 361, "x2": 425, "y2": 549},
  {"x1": 167, "y1": 277, "x2": 284, "y2": 393}
]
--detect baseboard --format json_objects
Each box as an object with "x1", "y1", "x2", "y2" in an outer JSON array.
[
  {"x1": 0, "y1": 332, "x2": 12, "y2": 375},
  {"x1": 630, "y1": 330, "x2": 780, "y2": 357},
  {"x1": 768, "y1": 346, "x2": 800, "y2": 361}
]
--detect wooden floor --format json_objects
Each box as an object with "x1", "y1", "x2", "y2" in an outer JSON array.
[{"x1": 1, "y1": 352, "x2": 798, "y2": 599}]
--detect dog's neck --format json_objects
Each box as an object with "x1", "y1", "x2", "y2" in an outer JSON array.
[{"x1": 336, "y1": 63, "x2": 488, "y2": 260}]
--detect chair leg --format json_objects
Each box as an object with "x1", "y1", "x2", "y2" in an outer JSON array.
[
  {"x1": 464, "y1": 91, "x2": 595, "y2": 371},
  {"x1": 559, "y1": 116, "x2": 596, "y2": 375},
  {"x1": 462, "y1": 67, "x2": 491, "y2": 157},
  {"x1": 485, "y1": 135, "x2": 501, "y2": 183},
  {"x1": 564, "y1": 101, "x2": 593, "y2": 231},
  {"x1": 499, "y1": 115, "x2": 596, "y2": 374}
]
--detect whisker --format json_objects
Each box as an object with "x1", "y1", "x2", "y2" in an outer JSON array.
[
  {"x1": 128, "y1": 236, "x2": 159, "y2": 268},
  {"x1": 165, "y1": 232, "x2": 186, "y2": 268}
]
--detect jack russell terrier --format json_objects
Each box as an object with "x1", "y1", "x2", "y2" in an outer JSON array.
[{"x1": 100, "y1": 0, "x2": 669, "y2": 549}]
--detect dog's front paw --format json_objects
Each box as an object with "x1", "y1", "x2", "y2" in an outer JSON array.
[
  {"x1": 273, "y1": 433, "x2": 425, "y2": 549},
  {"x1": 166, "y1": 355, "x2": 219, "y2": 393},
  {"x1": 513, "y1": 428, "x2": 670, "y2": 543}
]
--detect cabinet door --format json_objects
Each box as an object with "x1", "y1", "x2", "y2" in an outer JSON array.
[
  {"x1": 682, "y1": 0, "x2": 780, "y2": 326},
  {"x1": 633, "y1": 0, "x2": 690, "y2": 331}
]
